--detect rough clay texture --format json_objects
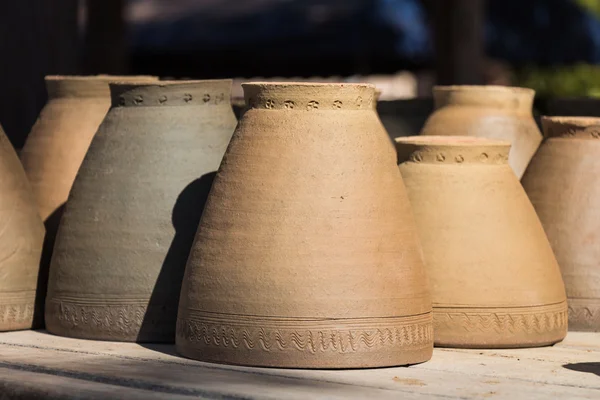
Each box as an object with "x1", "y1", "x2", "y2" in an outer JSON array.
[
  {"x1": 522, "y1": 117, "x2": 600, "y2": 332},
  {"x1": 396, "y1": 136, "x2": 567, "y2": 348},
  {"x1": 420, "y1": 85, "x2": 542, "y2": 179},
  {"x1": 19, "y1": 76, "x2": 157, "y2": 328},
  {"x1": 45, "y1": 80, "x2": 236, "y2": 343},
  {"x1": 0, "y1": 124, "x2": 44, "y2": 331},
  {"x1": 176, "y1": 83, "x2": 433, "y2": 369}
]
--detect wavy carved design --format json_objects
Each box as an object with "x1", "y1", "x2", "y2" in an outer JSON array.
[
  {"x1": 568, "y1": 298, "x2": 600, "y2": 331},
  {"x1": 176, "y1": 314, "x2": 433, "y2": 354},
  {"x1": 434, "y1": 302, "x2": 568, "y2": 334},
  {"x1": 46, "y1": 299, "x2": 176, "y2": 339},
  {"x1": 0, "y1": 302, "x2": 34, "y2": 325}
]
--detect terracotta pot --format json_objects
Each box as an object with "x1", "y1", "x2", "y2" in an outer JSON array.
[
  {"x1": 176, "y1": 82, "x2": 433, "y2": 369},
  {"x1": 20, "y1": 75, "x2": 157, "y2": 328},
  {"x1": 0, "y1": 124, "x2": 44, "y2": 331},
  {"x1": 420, "y1": 86, "x2": 541, "y2": 179},
  {"x1": 396, "y1": 136, "x2": 567, "y2": 348},
  {"x1": 522, "y1": 117, "x2": 600, "y2": 332},
  {"x1": 45, "y1": 80, "x2": 237, "y2": 342},
  {"x1": 21, "y1": 75, "x2": 158, "y2": 223}
]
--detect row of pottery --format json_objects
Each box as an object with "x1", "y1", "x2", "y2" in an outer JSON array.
[{"x1": 0, "y1": 77, "x2": 594, "y2": 368}]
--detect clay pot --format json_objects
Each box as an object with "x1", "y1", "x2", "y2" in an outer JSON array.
[
  {"x1": 0, "y1": 124, "x2": 44, "y2": 331},
  {"x1": 176, "y1": 82, "x2": 433, "y2": 369},
  {"x1": 45, "y1": 80, "x2": 237, "y2": 342},
  {"x1": 396, "y1": 136, "x2": 567, "y2": 348},
  {"x1": 21, "y1": 75, "x2": 158, "y2": 223},
  {"x1": 522, "y1": 117, "x2": 600, "y2": 332},
  {"x1": 20, "y1": 75, "x2": 157, "y2": 328},
  {"x1": 420, "y1": 86, "x2": 541, "y2": 179}
]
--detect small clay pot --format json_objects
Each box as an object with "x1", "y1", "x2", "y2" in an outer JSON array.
[
  {"x1": 421, "y1": 86, "x2": 541, "y2": 179},
  {"x1": 522, "y1": 117, "x2": 600, "y2": 332},
  {"x1": 177, "y1": 82, "x2": 433, "y2": 369},
  {"x1": 396, "y1": 136, "x2": 567, "y2": 348},
  {"x1": 0, "y1": 124, "x2": 44, "y2": 331},
  {"x1": 45, "y1": 80, "x2": 237, "y2": 342}
]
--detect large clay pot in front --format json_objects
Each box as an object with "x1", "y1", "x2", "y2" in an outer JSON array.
[
  {"x1": 396, "y1": 136, "x2": 567, "y2": 348},
  {"x1": 522, "y1": 117, "x2": 600, "y2": 332},
  {"x1": 45, "y1": 80, "x2": 236, "y2": 342},
  {"x1": 0, "y1": 124, "x2": 44, "y2": 331},
  {"x1": 420, "y1": 85, "x2": 541, "y2": 179},
  {"x1": 176, "y1": 82, "x2": 433, "y2": 369}
]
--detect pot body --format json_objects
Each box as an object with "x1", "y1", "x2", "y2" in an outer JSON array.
[
  {"x1": 522, "y1": 117, "x2": 600, "y2": 331},
  {"x1": 176, "y1": 83, "x2": 433, "y2": 368},
  {"x1": 0, "y1": 125, "x2": 44, "y2": 331},
  {"x1": 45, "y1": 80, "x2": 236, "y2": 342},
  {"x1": 397, "y1": 136, "x2": 567, "y2": 348},
  {"x1": 421, "y1": 86, "x2": 541, "y2": 179}
]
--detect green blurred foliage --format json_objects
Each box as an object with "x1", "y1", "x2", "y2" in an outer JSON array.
[
  {"x1": 576, "y1": 0, "x2": 600, "y2": 19},
  {"x1": 518, "y1": 64, "x2": 600, "y2": 98}
]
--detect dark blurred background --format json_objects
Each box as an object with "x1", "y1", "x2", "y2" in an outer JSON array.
[{"x1": 2, "y1": 0, "x2": 600, "y2": 148}]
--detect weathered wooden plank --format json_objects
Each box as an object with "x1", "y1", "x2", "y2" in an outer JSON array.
[{"x1": 0, "y1": 331, "x2": 599, "y2": 399}]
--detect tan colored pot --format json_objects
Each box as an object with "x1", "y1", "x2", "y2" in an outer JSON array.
[
  {"x1": 0, "y1": 124, "x2": 44, "y2": 331},
  {"x1": 420, "y1": 85, "x2": 541, "y2": 179},
  {"x1": 21, "y1": 75, "x2": 157, "y2": 223},
  {"x1": 176, "y1": 82, "x2": 433, "y2": 369},
  {"x1": 45, "y1": 80, "x2": 236, "y2": 342},
  {"x1": 522, "y1": 117, "x2": 600, "y2": 332},
  {"x1": 396, "y1": 136, "x2": 567, "y2": 348},
  {"x1": 20, "y1": 75, "x2": 157, "y2": 328}
]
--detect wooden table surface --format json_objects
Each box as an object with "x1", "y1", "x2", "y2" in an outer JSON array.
[{"x1": 0, "y1": 330, "x2": 598, "y2": 399}]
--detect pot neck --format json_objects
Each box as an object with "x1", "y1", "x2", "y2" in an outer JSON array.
[
  {"x1": 433, "y1": 85, "x2": 534, "y2": 115},
  {"x1": 542, "y1": 116, "x2": 600, "y2": 139},
  {"x1": 110, "y1": 80, "x2": 232, "y2": 108},
  {"x1": 395, "y1": 136, "x2": 511, "y2": 165},
  {"x1": 45, "y1": 75, "x2": 157, "y2": 99},
  {"x1": 242, "y1": 82, "x2": 375, "y2": 111}
]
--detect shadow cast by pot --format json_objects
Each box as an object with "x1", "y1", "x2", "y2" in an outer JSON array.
[
  {"x1": 33, "y1": 204, "x2": 66, "y2": 328},
  {"x1": 563, "y1": 362, "x2": 600, "y2": 377},
  {"x1": 137, "y1": 172, "x2": 216, "y2": 343}
]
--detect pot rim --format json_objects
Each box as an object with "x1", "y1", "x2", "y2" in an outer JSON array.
[
  {"x1": 433, "y1": 85, "x2": 534, "y2": 95},
  {"x1": 395, "y1": 135, "x2": 510, "y2": 147},
  {"x1": 541, "y1": 115, "x2": 600, "y2": 139}
]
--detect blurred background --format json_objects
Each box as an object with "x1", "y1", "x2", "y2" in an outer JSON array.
[{"x1": 2, "y1": 0, "x2": 600, "y2": 148}]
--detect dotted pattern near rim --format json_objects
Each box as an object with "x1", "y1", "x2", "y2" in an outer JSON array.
[
  {"x1": 407, "y1": 151, "x2": 510, "y2": 164},
  {"x1": 245, "y1": 96, "x2": 373, "y2": 111}
]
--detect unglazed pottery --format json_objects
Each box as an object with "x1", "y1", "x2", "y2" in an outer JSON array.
[
  {"x1": 21, "y1": 75, "x2": 157, "y2": 223},
  {"x1": 0, "y1": 124, "x2": 44, "y2": 331},
  {"x1": 20, "y1": 75, "x2": 157, "y2": 328},
  {"x1": 420, "y1": 85, "x2": 541, "y2": 179},
  {"x1": 522, "y1": 117, "x2": 600, "y2": 332},
  {"x1": 396, "y1": 136, "x2": 567, "y2": 348},
  {"x1": 45, "y1": 80, "x2": 236, "y2": 342},
  {"x1": 177, "y1": 82, "x2": 433, "y2": 369}
]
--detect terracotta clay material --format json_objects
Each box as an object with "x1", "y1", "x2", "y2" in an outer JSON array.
[
  {"x1": 522, "y1": 117, "x2": 600, "y2": 332},
  {"x1": 21, "y1": 75, "x2": 158, "y2": 223},
  {"x1": 45, "y1": 80, "x2": 236, "y2": 342},
  {"x1": 396, "y1": 135, "x2": 567, "y2": 348},
  {"x1": 20, "y1": 75, "x2": 157, "y2": 328},
  {"x1": 420, "y1": 85, "x2": 541, "y2": 179},
  {"x1": 176, "y1": 82, "x2": 433, "y2": 369},
  {"x1": 0, "y1": 124, "x2": 44, "y2": 331}
]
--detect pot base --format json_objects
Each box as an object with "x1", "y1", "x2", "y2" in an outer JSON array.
[
  {"x1": 176, "y1": 311, "x2": 433, "y2": 369},
  {"x1": 0, "y1": 291, "x2": 36, "y2": 332},
  {"x1": 433, "y1": 301, "x2": 568, "y2": 348},
  {"x1": 568, "y1": 298, "x2": 600, "y2": 332}
]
